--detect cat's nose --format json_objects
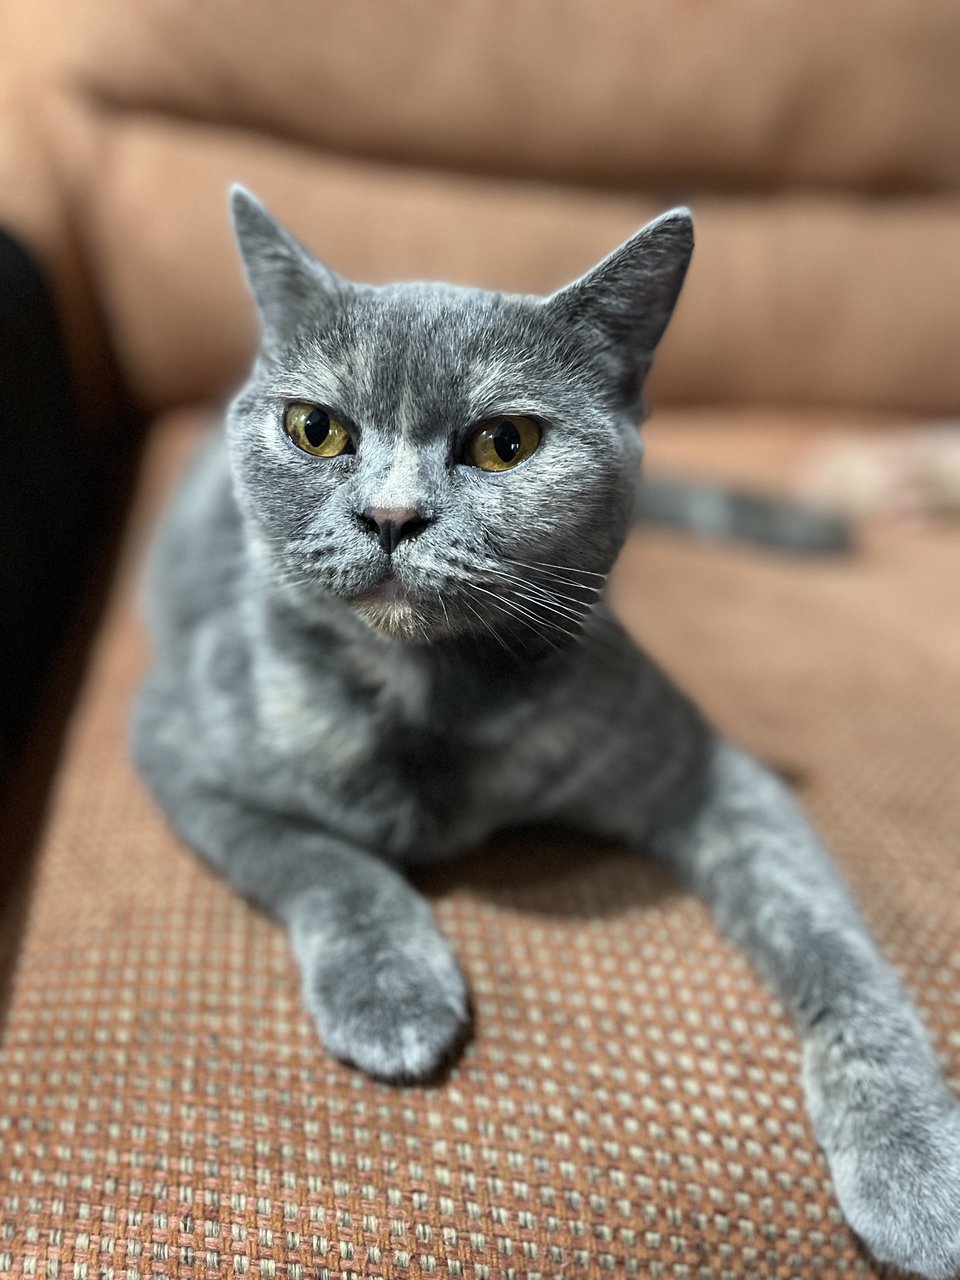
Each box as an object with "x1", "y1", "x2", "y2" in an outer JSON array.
[{"x1": 358, "y1": 506, "x2": 432, "y2": 555}]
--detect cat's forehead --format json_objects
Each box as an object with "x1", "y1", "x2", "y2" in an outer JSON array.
[{"x1": 280, "y1": 281, "x2": 571, "y2": 440}]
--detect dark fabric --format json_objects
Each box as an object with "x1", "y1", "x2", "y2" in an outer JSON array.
[{"x1": 0, "y1": 230, "x2": 108, "y2": 773}]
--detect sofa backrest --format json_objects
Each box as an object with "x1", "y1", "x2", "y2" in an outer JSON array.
[{"x1": 4, "y1": 0, "x2": 960, "y2": 419}]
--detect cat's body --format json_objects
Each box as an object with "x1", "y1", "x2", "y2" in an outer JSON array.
[
  {"x1": 133, "y1": 190, "x2": 960, "y2": 1280},
  {"x1": 140, "y1": 428, "x2": 706, "y2": 862}
]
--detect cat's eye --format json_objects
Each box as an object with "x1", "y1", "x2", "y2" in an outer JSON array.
[
  {"x1": 465, "y1": 416, "x2": 541, "y2": 472},
  {"x1": 283, "y1": 402, "x2": 353, "y2": 458}
]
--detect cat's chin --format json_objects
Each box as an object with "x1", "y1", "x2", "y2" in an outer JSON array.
[
  {"x1": 351, "y1": 579, "x2": 436, "y2": 643},
  {"x1": 353, "y1": 600, "x2": 430, "y2": 642}
]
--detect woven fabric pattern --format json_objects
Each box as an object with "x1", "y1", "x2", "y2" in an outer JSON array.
[{"x1": 1, "y1": 415, "x2": 958, "y2": 1278}]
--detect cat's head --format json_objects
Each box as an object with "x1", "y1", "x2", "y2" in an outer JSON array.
[{"x1": 226, "y1": 187, "x2": 692, "y2": 650}]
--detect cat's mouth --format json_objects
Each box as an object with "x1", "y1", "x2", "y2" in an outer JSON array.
[
  {"x1": 362, "y1": 575, "x2": 407, "y2": 606},
  {"x1": 351, "y1": 574, "x2": 430, "y2": 641}
]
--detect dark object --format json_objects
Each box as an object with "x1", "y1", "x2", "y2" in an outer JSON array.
[
  {"x1": 0, "y1": 231, "x2": 96, "y2": 768},
  {"x1": 636, "y1": 474, "x2": 853, "y2": 554}
]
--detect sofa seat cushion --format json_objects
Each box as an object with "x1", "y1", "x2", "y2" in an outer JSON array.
[{"x1": 1, "y1": 409, "x2": 957, "y2": 1278}]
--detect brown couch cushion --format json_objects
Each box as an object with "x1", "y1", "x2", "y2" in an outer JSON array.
[
  {"x1": 1, "y1": 410, "x2": 957, "y2": 1276},
  {"x1": 6, "y1": 0, "x2": 960, "y2": 421},
  {"x1": 22, "y1": 0, "x2": 960, "y2": 194}
]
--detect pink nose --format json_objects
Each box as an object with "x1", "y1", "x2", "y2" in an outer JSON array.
[{"x1": 359, "y1": 506, "x2": 431, "y2": 555}]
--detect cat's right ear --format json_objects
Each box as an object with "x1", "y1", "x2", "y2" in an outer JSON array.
[{"x1": 230, "y1": 185, "x2": 342, "y2": 349}]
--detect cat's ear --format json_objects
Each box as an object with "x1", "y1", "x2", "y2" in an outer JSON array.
[
  {"x1": 230, "y1": 185, "x2": 342, "y2": 349},
  {"x1": 546, "y1": 208, "x2": 693, "y2": 418}
]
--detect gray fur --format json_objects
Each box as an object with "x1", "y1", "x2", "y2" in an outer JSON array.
[
  {"x1": 636, "y1": 474, "x2": 852, "y2": 553},
  {"x1": 133, "y1": 187, "x2": 960, "y2": 1278}
]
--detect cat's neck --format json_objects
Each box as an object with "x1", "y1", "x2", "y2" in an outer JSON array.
[{"x1": 253, "y1": 576, "x2": 572, "y2": 705}]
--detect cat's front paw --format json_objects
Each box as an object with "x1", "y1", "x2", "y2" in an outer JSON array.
[
  {"x1": 302, "y1": 927, "x2": 470, "y2": 1082},
  {"x1": 824, "y1": 1099, "x2": 960, "y2": 1279}
]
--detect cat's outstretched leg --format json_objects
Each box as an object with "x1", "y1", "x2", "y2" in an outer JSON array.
[
  {"x1": 133, "y1": 725, "x2": 468, "y2": 1080},
  {"x1": 284, "y1": 855, "x2": 470, "y2": 1082},
  {"x1": 646, "y1": 738, "x2": 960, "y2": 1279},
  {"x1": 208, "y1": 805, "x2": 468, "y2": 1080}
]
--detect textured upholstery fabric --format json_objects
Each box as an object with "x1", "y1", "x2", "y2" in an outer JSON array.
[{"x1": 1, "y1": 414, "x2": 957, "y2": 1278}]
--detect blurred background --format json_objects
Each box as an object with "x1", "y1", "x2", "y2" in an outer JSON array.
[{"x1": 3, "y1": 0, "x2": 960, "y2": 765}]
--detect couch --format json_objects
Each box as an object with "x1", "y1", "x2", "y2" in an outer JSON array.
[{"x1": 1, "y1": 2, "x2": 959, "y2": 1275}]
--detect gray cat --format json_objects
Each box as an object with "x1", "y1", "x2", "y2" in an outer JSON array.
[{"x1": 133, "y1": 188, "x2": 960, "y2": 1279}]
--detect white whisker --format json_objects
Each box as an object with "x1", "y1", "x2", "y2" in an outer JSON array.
[
  {"x1": 482, "y1": 567, "x2": 622, "y2": 645},
  {"x1": 483, "y1": 568, "x2": 593, "y2": 623},
  {"x1": 503, "y1": 556, "x2": 608, "y2": 584},
  {"x1": 460, "y1": 596, "x2": 516, "y2": 655},
  {"x1": 469, "y1": 584, "x2": 573, "y2": 649}
]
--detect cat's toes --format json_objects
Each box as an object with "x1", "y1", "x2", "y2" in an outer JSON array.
[
  {"x1": 305, "y1": 936, "x2": 470, "y2": 1082},
  {"x1": 828, "y1": 1103, "x2": 960, "y2": 1280}
]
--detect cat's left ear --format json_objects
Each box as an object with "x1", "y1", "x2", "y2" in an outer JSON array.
[
  {"x1": 545, "y1": 208, "x2": 693, "y2": 418},
  {"x1": 230, "y1": 185, "x2": 343, "y2": 351}
]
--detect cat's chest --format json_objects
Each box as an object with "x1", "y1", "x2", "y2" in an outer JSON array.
[{"x1": 251, "y1": 652, "x2": 579, "y2": 858}]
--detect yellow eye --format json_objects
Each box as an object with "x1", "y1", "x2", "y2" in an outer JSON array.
[
  {"x1": 465, "y1": 416, "x2": 541, "y2": 472},
  {"x1": 283, "y1": 402, "x2": 353, "y2": 457}
]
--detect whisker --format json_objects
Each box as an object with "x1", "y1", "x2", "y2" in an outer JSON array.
[
  {"x1": 482, "y1": 567, "x2": 622, "y2": 642},
  {"x1": 483, "y1": 568, "x2": 594, "y2": 621},
  {"x1": 460, "y1": 596, "x2": 516, "y2": 656},
  {"x1": 469, "y1": 584, "x2": 573, "y2": 649},
  {"x1": 505, "y1": 570, "x2": 605, "y2": 601},
  {"x1": 494, "y1": 581, "x2": 591, "y2": 630},
  {"x1": 503, "y1": 556, "x2": 608, "y2": 584},
  {"x1": 527, "y1": 588, "x2": 623, "y2": 637},
  {"x1": 487, "y1": 566, "x2": 632, "y2": 665},
  {"x1": 508, "y1": 557, "x2": 605, "y2": 582},
  {"x1": 436, "y1": 590, "x2": 450, "y2": 629}
]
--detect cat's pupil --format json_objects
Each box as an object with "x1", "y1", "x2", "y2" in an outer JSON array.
[
  {"x1": 493, "y1": 421, "x2": 522, "y2": 463},
  {"x1": 304, "y1": 408, "x2": 330, "y2": 447}
]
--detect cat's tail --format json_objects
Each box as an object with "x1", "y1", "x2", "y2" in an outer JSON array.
[{"x1": 636, "y1": 475, "x2": 852, "y2": 554}]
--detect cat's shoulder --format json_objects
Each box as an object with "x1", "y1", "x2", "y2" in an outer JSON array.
[{"x1": 143, "y1": 427, "x2": 243, "y2": 641}]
